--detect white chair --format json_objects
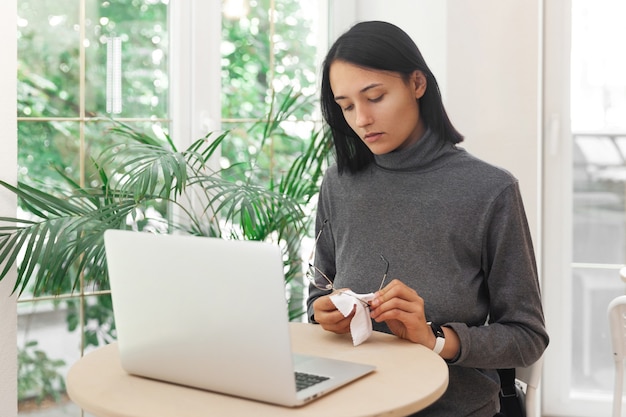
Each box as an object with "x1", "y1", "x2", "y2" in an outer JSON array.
[
  {"x1": 608, "y1": 294, "x2": 626, "y2": 417},
  {"x1": 515, "y1": 356, "x2": 544, "y2": 417}
]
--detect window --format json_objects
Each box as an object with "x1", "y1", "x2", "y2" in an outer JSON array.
[
  {"x1": 17, "y1": 1, "x2": 170, "y2": 413},
  {"x1": 14, "y1": 0, "x2": 327, "y2": 414},
  {"x1": 544, "y1": 0, "x2": 626, "y2": 415}
]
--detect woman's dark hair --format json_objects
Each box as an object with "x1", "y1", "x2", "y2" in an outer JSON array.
[{"x1": 321, "y1": 21, "x2": 464, "y2": 174}]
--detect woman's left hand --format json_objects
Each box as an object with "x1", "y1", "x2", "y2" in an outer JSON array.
[{"x1": 369, "y1": 279, "x2": 432, "y2": 345}]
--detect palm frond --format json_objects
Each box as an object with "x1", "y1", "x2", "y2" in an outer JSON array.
[
  {"x1": 1, "y1": 90, "x2": 332, "y2": 322},
  {"x1": 0, "y1": 181, "x2": 152, "y2": 295},
  {"x1": 107, "y1": 120, "x2": 176, "y2": 150}
]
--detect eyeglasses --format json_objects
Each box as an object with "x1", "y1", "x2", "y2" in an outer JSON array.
[{"x1": 305, "y1": 219, "x2": 389, "y2": 305}]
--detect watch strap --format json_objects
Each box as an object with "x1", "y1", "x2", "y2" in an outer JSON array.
[{"x1": 428, "y1": 322, "x2": 445, "y2": 355}]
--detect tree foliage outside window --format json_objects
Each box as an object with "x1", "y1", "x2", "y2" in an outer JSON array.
[
  {"x1": 220, "y1": 0, "x2": 323, "y2": 188},
  {"x1": 221, "y1": 0, "x2": 319, "y2": 119}
]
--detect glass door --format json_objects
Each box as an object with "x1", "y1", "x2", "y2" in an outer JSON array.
[{"x1": 570, "y1": 0, "x2": 626, "y2": 401}]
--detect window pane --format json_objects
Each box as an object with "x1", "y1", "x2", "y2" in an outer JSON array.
[
  {"x1": 17, "y1": 299, "x2": 81, "y2": 413},
  {"x1": 85, "y1": 0, "x2": 169, "y2": 118},
  {"x1": 17, "y1": 1, "x2": 81, "y2": 118},
  {"x1": 17, "y1": 119, "x2": 130, "y2": 190},
  {"x1": 221, "y1": 118, "x2": 321, "y2": 187},
  {"x1": 571, "y1": 267, "x2": 623, "y2": 393},
  {"x1": 221, "y1": 2, "x2": 272, "y2": 119},
  {"x1": 573, "y1": 134, "x2": 626, "y2": 265},
  {"x1": 272, "y1": 0, "x2": 322, "y2": 99},
  {"x1": 18, "y1": 121, "x2": 81, "y2": 189},
  {"x1": 17, "y1": 296, "x2": 107, "y2": 416},
  {"x1": 221, "y1": 0, "x2": 322, "y2": 119}
]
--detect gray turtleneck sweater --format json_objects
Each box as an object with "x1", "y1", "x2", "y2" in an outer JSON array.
[{"x1": 306, "y1": 129, "x2": 549, "y2": 417}]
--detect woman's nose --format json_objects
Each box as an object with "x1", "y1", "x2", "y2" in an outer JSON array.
[{"x1": 355, "y1": 105, "x2": 373, "y2": 127}]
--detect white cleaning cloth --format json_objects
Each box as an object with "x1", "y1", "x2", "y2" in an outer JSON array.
[{"x1": 329, "y1": 290, "x2": 376, "y2": 346}]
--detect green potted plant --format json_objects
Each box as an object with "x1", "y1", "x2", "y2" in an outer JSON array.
[{"x1": 0, "y1": 90, "x2": 331, "y2": 321}]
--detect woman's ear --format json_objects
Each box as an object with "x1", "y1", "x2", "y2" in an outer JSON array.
[{"x1": 413, "y1": 71, "x2": 427, "y2": 99}]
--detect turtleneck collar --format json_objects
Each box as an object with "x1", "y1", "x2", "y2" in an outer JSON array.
[{"x1": 373, "y1": 128, "x2": 456, "y2": 172}]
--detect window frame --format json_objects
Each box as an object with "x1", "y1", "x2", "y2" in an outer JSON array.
[{"x1": 170, "y1": 0, "x2": 222, "y2": 153}]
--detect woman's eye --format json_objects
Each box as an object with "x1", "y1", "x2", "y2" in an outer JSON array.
[{"x1": 339, "y1": 95, "x2": 382, "y2": 112}]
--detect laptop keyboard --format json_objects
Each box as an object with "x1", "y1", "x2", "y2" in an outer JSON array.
[{"x1": 295, "y1": 371, "x2": 330, "y2": 391}]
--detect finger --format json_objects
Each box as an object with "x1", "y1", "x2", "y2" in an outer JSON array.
[
  {"x1": 318, "y1": 307, "x2": 354, "y2": 334},
  {"x1": 377, "y1": 279, "x2": 413, "y2": 297},
  {"x1": 313, "y1": 305, "x2": 344, "y2": 325},
  {"x1": 313, "y1": 294, "x2": 336, "y2": 310},
  {"x1": 371, "y1": 303, "x2": 419, "y2": 323},
  {"x1": 372, "y1": 281, "x2": 420, "y2": 307},
  {"x1": 377, "y1": 278, "x2": 403, "y2": 294},
  {"x1": 318, "y1": 302, "x2": 356, "y2": 321},
  {"x1": 370, "y1": 297, "x2": 420, "y2": 320},
  {"x1": 320, "y1": 314, "x2": 353, "y2": 334}
]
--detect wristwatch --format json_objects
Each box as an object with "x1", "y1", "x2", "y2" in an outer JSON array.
[{"x1": 428, "y1": 322, "x2": 446, "y2": 355}]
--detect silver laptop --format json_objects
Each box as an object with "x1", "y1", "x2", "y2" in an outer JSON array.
[{"x1": 103, "y1": 229, "x2": 375, "y2": 407}]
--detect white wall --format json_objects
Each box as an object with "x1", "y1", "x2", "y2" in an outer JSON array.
[
  {"x1": 0, "y1": 1, "x2": 18, "y2": 416},
  {"x1": 445, "y1": 1, "x2": 542, "y2": 248}
]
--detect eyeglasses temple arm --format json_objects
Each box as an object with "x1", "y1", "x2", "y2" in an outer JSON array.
[{"x1": 378, "y1": 254, "x2": 389, "y2": 291}]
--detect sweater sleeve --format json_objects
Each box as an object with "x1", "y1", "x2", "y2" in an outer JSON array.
[{"x1": 446, "y1": 182, "x2": 549, "y2": 369}]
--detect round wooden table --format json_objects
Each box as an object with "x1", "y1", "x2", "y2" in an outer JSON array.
[{"x1": 67, "y1": 322, "x2": 448, "y2": 417}]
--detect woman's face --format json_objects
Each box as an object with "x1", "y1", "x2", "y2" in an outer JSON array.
[{"x1": 329, "y1": 60, "x2": 427, "y2": 155}]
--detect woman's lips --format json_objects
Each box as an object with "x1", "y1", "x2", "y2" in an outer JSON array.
[{"x1": 364, "y1": 132, "x2": 383, "y2": 143}]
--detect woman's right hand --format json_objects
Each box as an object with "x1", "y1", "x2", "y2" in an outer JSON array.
[{"x1": 312, "y1": 293, "x2": 355, "y2": 334}]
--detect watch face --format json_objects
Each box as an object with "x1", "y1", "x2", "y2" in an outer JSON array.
[{"x1": 430, "y1": 323, "x2": 445, "y2": 339}]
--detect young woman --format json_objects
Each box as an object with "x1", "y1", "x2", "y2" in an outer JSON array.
[{"x1": 306, "y1": 21, "x2": 549, "y2": 417}]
